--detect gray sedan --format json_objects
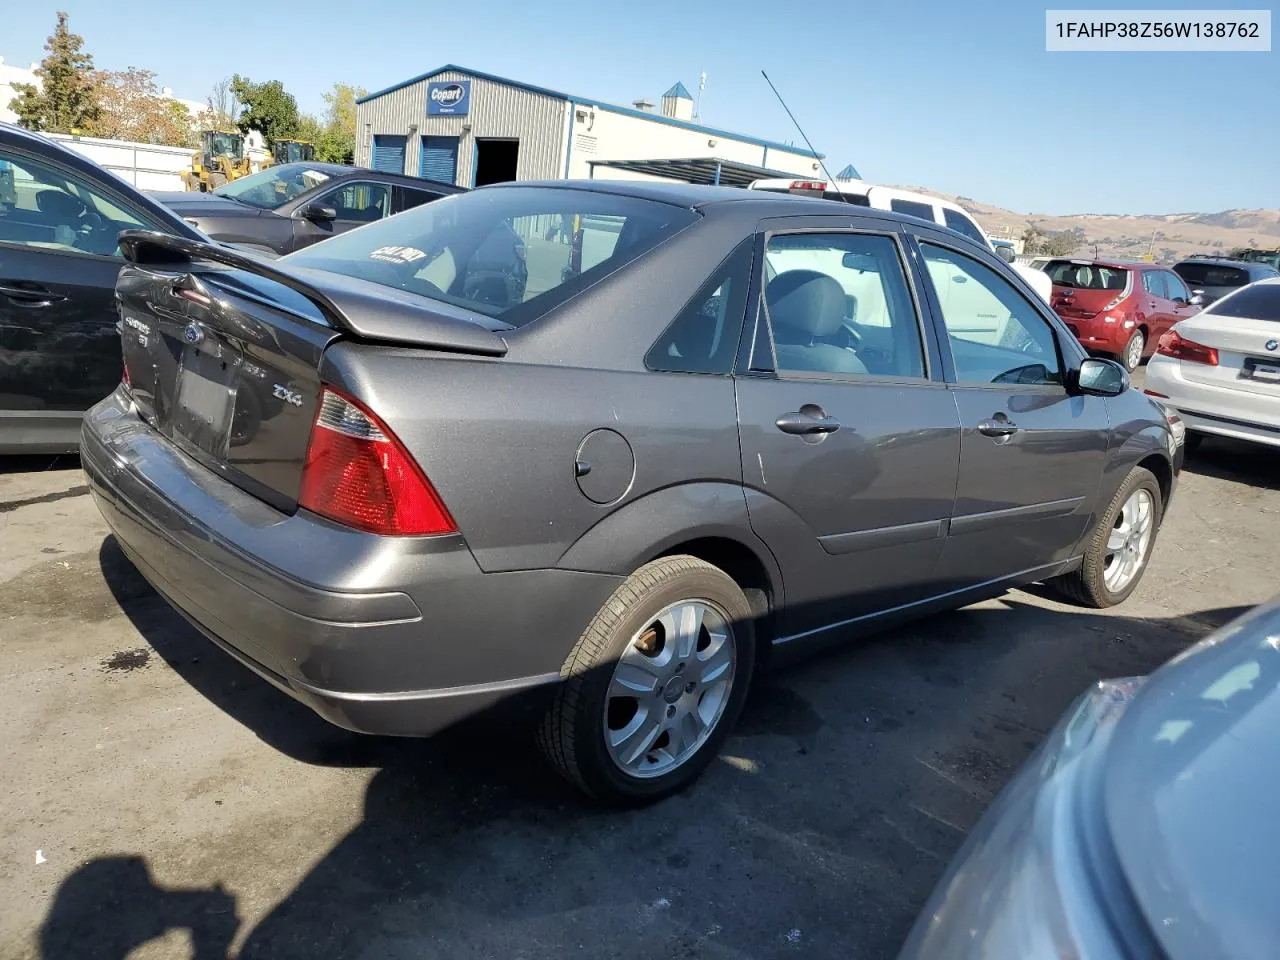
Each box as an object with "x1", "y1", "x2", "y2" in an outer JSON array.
[
  {"x1": 901, "y1": 595, "x2": 1280, "y2": 960},
  {"x1": 82, "y1": 181, "x2": 1181, "y2": 803}
]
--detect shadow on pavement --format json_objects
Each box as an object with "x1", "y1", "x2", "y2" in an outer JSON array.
[
  {"x1": 1182, "y1": 435, "x2": 1280, "y2": 491},
  {"x1": 41, "y1": 538, "x2": 1252, "y2": 959}
]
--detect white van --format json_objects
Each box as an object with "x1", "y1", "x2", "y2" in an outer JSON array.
[{"x1": 747, "y1": 178, "x2": 1052, "y2": 303}]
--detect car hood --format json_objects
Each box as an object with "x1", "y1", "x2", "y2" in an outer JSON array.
[
  {"x1": 148, "y1": 192, "x2": 265, "y2": 218},
  {"x1": 1104, "y1": 596, "x2": 1280, "y2": 960}
]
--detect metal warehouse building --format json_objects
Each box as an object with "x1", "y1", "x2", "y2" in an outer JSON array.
[{"x1": 355, "y1": 65, "x2": 829, "y2": 190}]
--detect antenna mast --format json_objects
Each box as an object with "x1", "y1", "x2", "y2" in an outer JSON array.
[{"x1": 760, "y1": 70, "x2": 843, "y2": 199}]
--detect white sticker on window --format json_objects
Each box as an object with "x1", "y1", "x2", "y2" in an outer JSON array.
[{"x1": 369, "y1": 246, "x2": 428, "y2": 264}]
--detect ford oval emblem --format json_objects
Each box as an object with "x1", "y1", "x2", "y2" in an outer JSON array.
[
  {"x1": 1267, "y1": 339, "x2": 1278, "y2": 352},
  {"x1": 183, "y1": 323, "x2": 203, "y2": 345}
]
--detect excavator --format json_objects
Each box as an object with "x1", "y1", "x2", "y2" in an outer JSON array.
[{"x1": 182, "y1": 130, "x2": 252, "y2": 192}]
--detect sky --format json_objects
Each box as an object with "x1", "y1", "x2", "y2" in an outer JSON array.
[{"x1": 5, "y1": 0, "x2": 1277, "y2": 214}]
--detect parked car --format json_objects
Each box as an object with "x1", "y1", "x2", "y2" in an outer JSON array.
[
  {"x1": 0, "y1": 122, "x2": 205, "y2": 454},
  {"x1": 149, "y1": 162, "x2": 463, "y2": 258},
  {"x1": 1173, "y1": 256, "x2": 1279, "y2": 306},
  {"x1": 747, "y1": 177, "x2": 1054, "y2": 302},
  {"x1": 900, "y1": 594, "x2": 1280, "y2": 960},
  {"x1": 1144, "y1": 278, "x2": 1280, "y2": 451},
  {"x1": 1044, "y1": 257, "x2": 1203, "y2": 372},
  {"x1": 82, "y1": 182, "x2": 1181, "y2": 803}
]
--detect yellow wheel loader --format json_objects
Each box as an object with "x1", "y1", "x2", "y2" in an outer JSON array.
[{"x1": 182, "y1": 130, "x2": 252, "y2": 192}]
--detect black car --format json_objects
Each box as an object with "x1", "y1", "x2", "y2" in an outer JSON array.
[
  {"x1": 1173, "y1": 256, "x2": 1280, "y2": 306},
  {"x1": 150, "y1": 163, "x2": 463, "y2": 258},
  {"x1": 0, "y1": 122, "x2": 205, "y2": 454}
]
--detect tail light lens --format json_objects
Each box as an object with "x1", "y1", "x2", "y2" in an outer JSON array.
[
  {"x1": 1156, "y1": 330, "x2": 1219, "y2": 366},
  {"x1": 299, "y1": 387, "x2": 456, "y2": 536},
  {"x1": 789, "y1": 180, "x2": 827, "y2": 191}
]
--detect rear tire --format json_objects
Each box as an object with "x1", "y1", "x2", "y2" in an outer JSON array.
[
  {"x1": 1052, "y1": 466, "x2": 1162, "y2": 608},
  {"x1": 1120, "y1": 330, "x2": 1145, "y2": 372},
  {"x1": 538, "y1": 556, "x2": 756, "y2": 805},
  {"x1": 209, "y1": 172, "x2": 228, "y2": 189}
]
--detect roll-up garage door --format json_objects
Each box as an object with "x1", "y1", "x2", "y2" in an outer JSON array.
[{"x1": 371, "y1": 135, "x2": 407, "y2": 173}]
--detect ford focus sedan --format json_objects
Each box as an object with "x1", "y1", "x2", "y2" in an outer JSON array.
[{"x1": 82, "y1": 182, "x2": 1180, "y2": 803}]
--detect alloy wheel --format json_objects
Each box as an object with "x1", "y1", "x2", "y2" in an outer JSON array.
[
  {"x1": 603, "y1": 600, "x2": 736, "y2": 779},
  {"x1": 1104, "y1": 488, "x2": 1155, "y2": 592}
]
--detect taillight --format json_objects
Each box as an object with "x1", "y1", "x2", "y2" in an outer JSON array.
[
  {"x1": 789, "y1": 180, "x2": 827, "y2": 191},
  {"x1": 1156, "y1": 329, "x2": 1218, "y2": 366},
  {"x1": 298, "y1": 387, "x2": 456, "y2": 536}
]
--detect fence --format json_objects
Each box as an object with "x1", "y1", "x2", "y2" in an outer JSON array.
[{"x1": 45, "y1": 133, "x2": 193, "y2": 191}]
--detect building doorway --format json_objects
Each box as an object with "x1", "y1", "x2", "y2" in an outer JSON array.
[{"x1": 474, "y1": 139, "x2": 519, "y2": 186}]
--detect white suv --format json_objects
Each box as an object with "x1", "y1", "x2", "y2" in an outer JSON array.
[{"x1": 747, "y1": 178, "x2": 1052, "y2": 303}]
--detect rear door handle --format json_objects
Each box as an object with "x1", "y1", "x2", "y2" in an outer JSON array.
[
  {"x1": 776, "y1": 410, "x2": 842, "y2": 436},
  {"x1": 0, "y1": 282, "x2": 67, "y2": 307},
  {"x1": 977, "y1": 418, "x2": 1018, "y2": 438}
]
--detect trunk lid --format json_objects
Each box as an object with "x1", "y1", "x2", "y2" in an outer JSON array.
[
  {"x1": 1044, "y1": 260, "x2": 1131, "y2": 320},
  {"x1": 1172, "y1": 313, "x2": 1280, "y2": 398},
  {"x1": 116, "y1": 230, "x2": 508, "y2": 512}
]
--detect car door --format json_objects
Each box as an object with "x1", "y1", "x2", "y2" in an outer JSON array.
[
  {"x1": 291, "y1": 180, "x2": 392, "y2": 249},
  {"x1": 910, "y1": 231, "x2": 1110, "y2": 586},
  {"x1": 735, "y1": 219, "x2": 962, "y2": 639},
  {"x1": 0, "y1": 145, "x2": 152, "y2": 445},
  {"x1": 1162, "y1": 269, "x2": 1201, "y2": 327},
  {"x1": 1140, "y1": 269, "x2": 1176, "y2": 345}
]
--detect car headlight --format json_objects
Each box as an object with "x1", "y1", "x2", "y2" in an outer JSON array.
[{"x1": 900, "y1": 679, "x2": 1147, "y2": 959}]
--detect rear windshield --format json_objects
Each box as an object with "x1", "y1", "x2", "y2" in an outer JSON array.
[
  {"x1": 1044, "y1": 260, "x2": 1129, "y2": 290},
  {"x1": 1174, "y1": 263, "x2": 1250, "y2": 288},
  {"x1": 283, "y1": 186, "x2": 697, "y2": 326},
  {"x1": 1207, "y1": 284, "x2": 1280, "y2": 322}
]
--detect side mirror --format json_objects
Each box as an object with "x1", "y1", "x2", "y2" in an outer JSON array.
[
  {"x1": 994, "y1": 245, "x2": 1016, "y2": 263},
  {"x1": 302, "y1": 203, "x2": 336, "y2": 223},
  {"x1": 1190, "y1": 291, "x2": 1204, "y2": 306},
  {"x1": 1075, "y1": 357, "x2": 1128, "y2": 397}
]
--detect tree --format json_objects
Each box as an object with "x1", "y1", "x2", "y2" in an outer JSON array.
[
  {"x1": 200, "y1": 77, "x2": 240, "y2": 130},
  {"x1": 230, "y1": 75, "x2": 299, "y2": 142},
  {"x1": 90, "y1": 67, "x2": 193, "y2": 146},
  {"x1": 8, "y1": 11, "x2": 99, "y2": 134},
  {"x1": 1021, "y1": 225, "x2": 1047, "y2": 256},
  {"x1": 1042, "y1": 228, "x2": 1085, "y2": 257},
  {"x1": 314, "y1": 82, "x2": 365, "y2": 163}
]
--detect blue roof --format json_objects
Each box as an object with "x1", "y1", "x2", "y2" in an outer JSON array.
[
  {"x1": 836, "y1": 163, "x2": 862, "y2": 180},
  {"x1": 663, "y1": 81, "x2": 693, "y2": 100},
  {"x1": 357, "y1": 65, "x2": 823, "y2": 159}
]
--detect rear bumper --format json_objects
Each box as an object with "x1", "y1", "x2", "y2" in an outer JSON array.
[
  {"x1": 1145, "y1": 358, "x2": 1280, "y2": 449},
  {"x1": 81, "y1": 390, "x2": 623, "y2": 736}
]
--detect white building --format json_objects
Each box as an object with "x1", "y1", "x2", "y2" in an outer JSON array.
[{"x1": 355, "y1": 65, "x2": 830, "y2": 188}]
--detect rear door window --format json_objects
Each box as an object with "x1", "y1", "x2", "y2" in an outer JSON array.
[
  {"x1": 889, "y1": 198, "x2": 937, "y2": 222},
  {"x1": 1142, "y1": 271, "x2": 1167, "y2": 298},
  {"x1": 942, "y1": 208, "x2": 987, "y2": 245}
]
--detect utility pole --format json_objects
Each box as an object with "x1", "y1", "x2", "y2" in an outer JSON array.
[{"x1": 694, "y1": 72, "x2": 706, "y2": 123}]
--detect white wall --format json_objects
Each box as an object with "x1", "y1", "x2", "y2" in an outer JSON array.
[
  {"x1": 0, "y1": 57, "x2": 40, "y2": 125},
  {"x1": 566, "y1": 105, "x2": 822, "y2": 182},
  {"x1": 46, "y1": 134, "x2": 194, "y2": 191}
]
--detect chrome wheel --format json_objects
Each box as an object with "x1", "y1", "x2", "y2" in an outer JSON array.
[
  {"x1": 603, "y1": 600, "x2": 736, "y2": 779},
  {"x1": 1124, "y1": 331, "x2": 1144, "y2": 371},
  {"x1": 1104, "y1": 488, "x2": 1154, "y2": 592}
]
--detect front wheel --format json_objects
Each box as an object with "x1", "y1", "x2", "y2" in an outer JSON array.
[
  {"x1": 1120, "y1": 330, "x2": 1145, "y2": 372},
  {"x1": 1052, "y1": 466, "x2": 1162, "y2": 608},
  {"x1": 538, "y1": 556, "x2": 756, "y2": 805}
]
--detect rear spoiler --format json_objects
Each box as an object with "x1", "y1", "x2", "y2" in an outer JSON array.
[{"x1": 117, "y1": 230, "x2": 509, "y2": 358}]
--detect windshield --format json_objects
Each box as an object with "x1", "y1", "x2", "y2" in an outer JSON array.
[
  {"x1": 1045, "y1": 260, "x2": 1129, "y2": 290},
  {"x1": 284, "y1": 186, "x2": 698, "y2": 326},
  {"x1": 1206, "y1": 284, "x2": 1280, "y2": 322},
  {"x1": 213, "y1": 165, "x2": 333, "y2": 209},
  {"x1": 207, "y1": 132, "x2": 242, "y2": 158}
]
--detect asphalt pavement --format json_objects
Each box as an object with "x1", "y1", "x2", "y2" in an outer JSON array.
[{"x1": 2, "y1": 429, "x2": 1277, "y2": 960}]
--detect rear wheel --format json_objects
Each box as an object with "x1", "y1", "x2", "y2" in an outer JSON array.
[
  {"x1": 1120, "y1": 330, "x2": 1145, "y2": 372},
  {"x1": 538, "y1": 556, "x2": 756, "y2": 805},
  {"x1": 1052, "y1": 466, "x2": 1162, "y2": 608},
  {"x1": 209, "y1": 172, "x2": 228, "y2": 189}
]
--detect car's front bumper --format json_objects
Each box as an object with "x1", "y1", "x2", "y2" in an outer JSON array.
[
  {"x1": 1145, "y1": 357, "x2": 1280, "y2": 449},
  {"x1": 81, "y1": 390, "x2": 623, "y2": 736}
]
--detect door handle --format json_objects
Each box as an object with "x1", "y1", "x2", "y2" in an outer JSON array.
[
  {"x1": 0, "y1": 282, "x2": 67, "y2": 307},
  {"x1": 977, "y1": 417, "x2": 1018, "y2": 438},
  {"x1": 776, "y1": 410, "x2": 842, "y2": 436}
]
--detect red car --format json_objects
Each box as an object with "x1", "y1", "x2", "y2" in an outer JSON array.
[{"x1": 1043, "y1": 259, "x2": 1202, "y2": 371}]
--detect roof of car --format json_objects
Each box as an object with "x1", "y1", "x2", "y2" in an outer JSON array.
[
  {"x1": 1175, "y1": 257, "x2": 1274, "y2": 272},
  {"x1": 1044, "y1": 256, "x2": 1166, "y2": 270},
  {"x1": 271, "y1": 161, "x2": 464, "y2": 193}
]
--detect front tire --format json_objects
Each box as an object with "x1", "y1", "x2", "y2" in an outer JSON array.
[
  {"x1": 1120, "y1": 330, "x2": 1145, "y2": 372},
  {"x1": 538, "y1": 556, "x2": 756, "y2": 805},
  {"x1": 1053, "y1": 466, "x2": 1162, "y2": 608}
]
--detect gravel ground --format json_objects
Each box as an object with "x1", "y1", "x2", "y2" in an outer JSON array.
[{"x1": 2, "y1": 430, "x2": 1277, "y2": 960}]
